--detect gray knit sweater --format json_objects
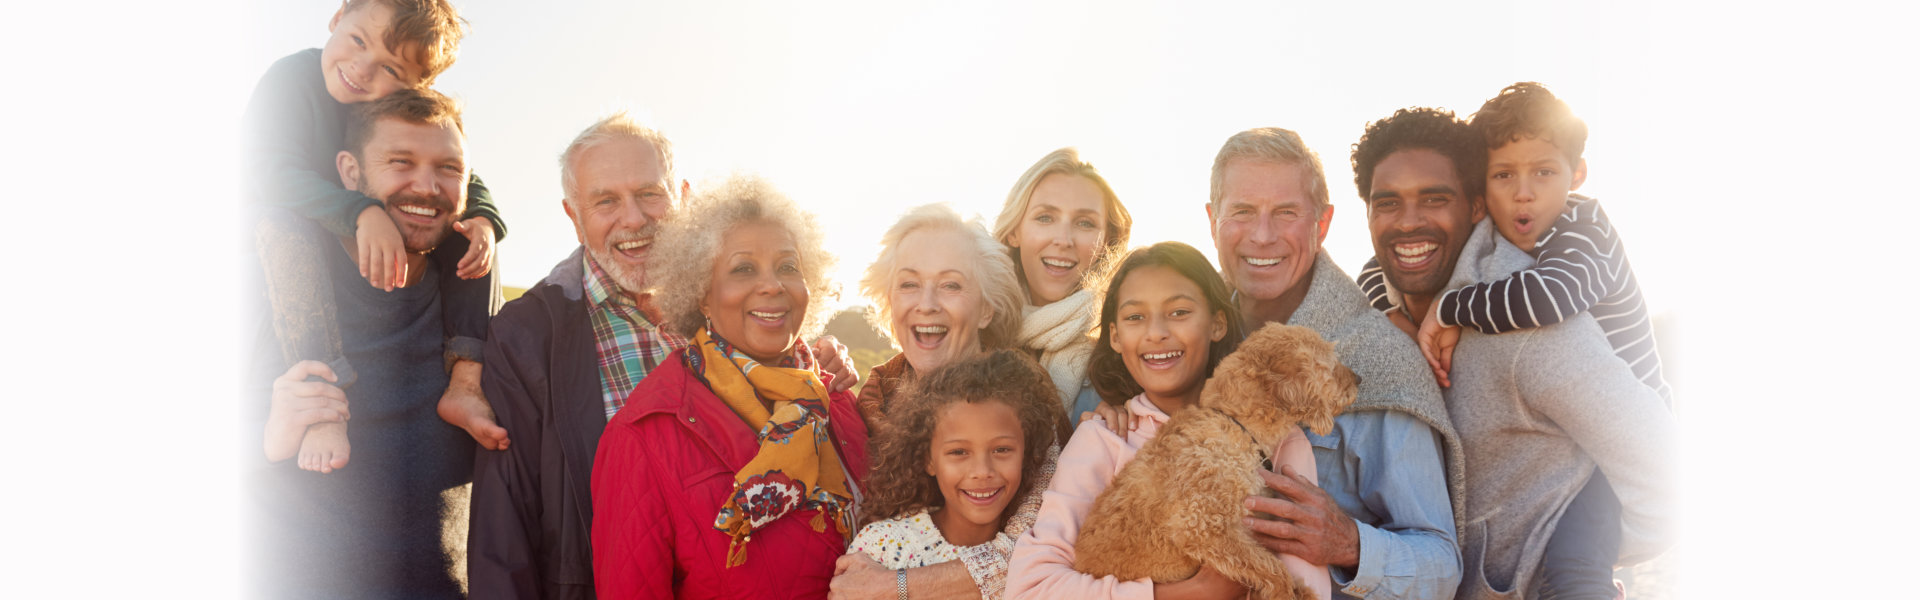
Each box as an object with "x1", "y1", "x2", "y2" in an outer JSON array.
[{"x1": 1443, "y1": 220, "x2": 1677, "y2": 600}]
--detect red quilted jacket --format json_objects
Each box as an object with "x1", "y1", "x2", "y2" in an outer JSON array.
[{"x1": 591, "y1": 353, "x2": 871, "y2": 599}]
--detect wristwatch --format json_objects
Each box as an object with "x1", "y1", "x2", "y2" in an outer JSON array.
[{"x1": 896, "y1": 568, "x2": 908, "y2": 600}]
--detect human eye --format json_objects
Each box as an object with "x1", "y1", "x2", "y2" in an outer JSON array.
[
  {"x1": 390, "y1": 158, "x2": 412, "y2": 167},
  {"x1": 1035, "y1": 214, "x2": 1055, "y2": 225},
  {"x1": 778, "y1": 261, "x2": 802, "y2": 274},
  {"x1": 1536, "y1": 168, "x2": 1556, "y2": 177},
  {"x1": 994, "y1": 445, "x2": 1018, "y2": 455},
  {"x1": 1170, "y1": 308, "x2": 1192, "y2": 318},
  {"x1": 1076, "y1": 218, "x2": 1098, "y2": 230},
  {"x1": 1373, "y1": 198, "x2": 1399, "y2": 211},
  {"x1": 1121, "y1": 312, "x2": 1144, "y2": 322},
  {"x1": 946, "y1": 448, "x2": 969, "y2": 457},
  {"x1": 1490, "y1": 170, "x2": 1512, "y2": 180},
  {"x1": 731, "y1": 262, "x2": 754, "y2": 274},
  {"x1": 898, "y1": 280, "x2": 919, "y2": 291},
  {"x1": 940, "y1": 281, "x2": 963, "y2": 292},
  {"x1": 1423, "y1": 195, "x2": 1450, "y2": 205},
  {"x1": 351, "y1": 34, "x2": 365, "y2": 48}
]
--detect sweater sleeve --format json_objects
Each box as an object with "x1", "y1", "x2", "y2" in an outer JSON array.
[
  {"x1": 463, "y1": 172, "x2": 508, "y2": 241},
  {"x1": 590, "y1": 420, "x2": 675, "y2": 599},
  {"x1": 1007, "y1": 422, "x2": 1153, "y2": 600},
  {"x1": 1516, "y1": 321, "x2": 1679, "y2": 565},
  {"x1": 243, "y1": 51, "x2": 382, "y2": 239},
  {"x1": 1437, "y1": 197, "x2": 1623, "y2": 334},
  {"x1": 1355, "y1": 256, "x2": 1398, "y2": 312}
]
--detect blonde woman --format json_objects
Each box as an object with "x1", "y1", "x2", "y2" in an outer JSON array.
[{"x1": 992, "y1": 148, "x2": 1132, "y2": 424}]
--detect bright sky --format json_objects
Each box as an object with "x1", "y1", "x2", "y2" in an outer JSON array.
[{"x1": 6, "y1": 2, "x2": 1913, "y2": 598}]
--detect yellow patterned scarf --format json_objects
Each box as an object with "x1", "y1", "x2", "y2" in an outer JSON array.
[{"x1": 686, "y1": 328, "x2": 853, "y2": 567}]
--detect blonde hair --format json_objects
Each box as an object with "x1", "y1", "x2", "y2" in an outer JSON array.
[
  {"x1": 991, "y1": 147, "x2": 1133, "y2": 292},
  {"x1": 558, "y1": 111, "x2": 677, "y2": 208},
  {"x1": 645, "y1": 174, "x2": 838, "y2": 340},
  {"x1": 860, "y1": 204, "x2": 1024, "y2": 352},
  {"x1": 1208, "y1": 128, "x2": 1330, "y2": 213}
]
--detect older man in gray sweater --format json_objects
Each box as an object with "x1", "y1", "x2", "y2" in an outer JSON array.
[
  {"x1": 1355, "y1": 107, "x2": 1677, "y2": 599},
  {"x1": 1216, "y1": 127, "x2": 1464, "y2": 600}
]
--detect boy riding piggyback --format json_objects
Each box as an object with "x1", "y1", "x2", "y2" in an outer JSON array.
[{"x1": 246, "y1": 0, "x2": 508, "y2": 475}]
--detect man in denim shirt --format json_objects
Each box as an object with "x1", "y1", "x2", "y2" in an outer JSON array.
[{"x1": 1205, "y1": 127, "x2": 1465, "y2": 599}]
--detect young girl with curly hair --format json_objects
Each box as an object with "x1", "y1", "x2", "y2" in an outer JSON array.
[{"x1": 849, "y1": 349, "x2": 1067, "y2": 599}]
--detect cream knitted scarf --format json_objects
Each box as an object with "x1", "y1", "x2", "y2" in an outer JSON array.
[{"x1": 1017, "y1": 288, "x2": 1097, "y2": 411}]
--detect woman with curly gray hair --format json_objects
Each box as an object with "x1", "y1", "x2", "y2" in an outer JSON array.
[{"x1": 589, "y1": 174, "x2": 869, "y2": 599}]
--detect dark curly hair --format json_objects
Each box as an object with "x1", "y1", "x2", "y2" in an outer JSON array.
[
  {"x1": 1469, "y1": 81, "x2": 1588, "y2": 164},
  {"x1": 1089, "y1": 242, "x2": 1244, "y2": 406},
  {"x1": 857, "y1": 349, "x2": 1068, "y2": 529},
  {"x1": 1350, "y1": 107, "x2": 1485, "y2": 203}
]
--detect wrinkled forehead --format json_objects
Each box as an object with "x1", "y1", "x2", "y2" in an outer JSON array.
[
  {"x1": 1216, "y1": 158, "x2": 1316, "y2": 210},
  {"x1": 569, "y1": 137, "x2": 670, "y2": 193}
]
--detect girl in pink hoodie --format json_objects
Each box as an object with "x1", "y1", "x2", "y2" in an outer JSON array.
[{"x1": 1007, "y1": 242, "x2": 1332, "y2": 600}]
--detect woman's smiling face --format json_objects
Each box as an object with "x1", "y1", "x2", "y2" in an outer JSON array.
[
  {"x1": 701, "y1": 220, "x2": 810, "y2": 363},
  {"x1": 1009, "y1": 173, "x2": 1107, "y2": 306}
]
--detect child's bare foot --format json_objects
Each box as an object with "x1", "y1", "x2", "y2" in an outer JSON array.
[
  {"x1": 298, "y1": 421, "x2": 351, "y2": 473},
  {"x1": 439, "y1": 386, "x2": 509, "y2": 450},
  {"x1": 440, "y1": 359, "x2": 509, "y2": 450}
]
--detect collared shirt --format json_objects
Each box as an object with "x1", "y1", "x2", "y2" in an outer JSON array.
[
  {"x1": 1305, "y1": 412, "x2": 1459, "y2": 599},
  {"x1": 583, "y1": 254, "x2": 687, "y2": 419}
]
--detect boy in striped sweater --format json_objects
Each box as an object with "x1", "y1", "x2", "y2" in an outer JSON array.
[{"x1": 1355, "y1": 82, "x2": 1670, "y2": 599}]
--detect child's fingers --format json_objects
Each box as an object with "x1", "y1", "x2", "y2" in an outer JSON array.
[{"x1": 280, "y1": 359, "x2": 338, "y2": 385}]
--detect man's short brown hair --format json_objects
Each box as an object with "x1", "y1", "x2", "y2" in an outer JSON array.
[
  {"x1": 1469, "y1": 82, "x2": 1588, "y2": 164},
  {"x1": 344, "y1": 87, "x2": 464, "y2": 157},
  {"x1": 343, "y1": 0, "x2": 468, "y2": 86}
]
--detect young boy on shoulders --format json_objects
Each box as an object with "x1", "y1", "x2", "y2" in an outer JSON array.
[
  {"x1": 246, "y1": 0, "x2": 508, "y2": 474},
  {"x1": 1354, "y1": 81, "x2": 1673, "y2": 599}
]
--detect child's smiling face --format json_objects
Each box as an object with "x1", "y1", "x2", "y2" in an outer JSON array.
[
  {"x1": 1485, "y1": 136, "x2": 1587, "y2": 252},
  {"x1": 924, "y1": 400, "x2": 1025, "y2": 547},
  {"x1": 321, "y1": 2, "x2": 425, "y2": 104},
  {"x1": 1108, "y1": 265, "x2": 1228, "y2": 413}
]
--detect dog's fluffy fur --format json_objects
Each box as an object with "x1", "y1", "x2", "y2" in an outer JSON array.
[{"x1": 1073, "y1": 323, "x2": 1359, "y2": 599}]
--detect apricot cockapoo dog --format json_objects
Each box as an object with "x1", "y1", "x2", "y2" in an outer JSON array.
[{"x1": 1074, "y1": 323, "x2": 1358, "y2": 600}]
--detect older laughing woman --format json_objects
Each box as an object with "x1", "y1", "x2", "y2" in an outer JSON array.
[
  {"x1": 829, "y1": 203, "x2": 1067, "y2": 600},
  {"x1": 590, "y1": 174, "x2": 869, "y2": 599}
]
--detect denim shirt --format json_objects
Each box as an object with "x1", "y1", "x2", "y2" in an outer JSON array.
[{"x1": 1305, "y1": 410, "x2": 1460, "y2": 599}]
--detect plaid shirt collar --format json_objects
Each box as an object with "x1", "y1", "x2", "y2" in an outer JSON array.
[{"x1": 582, "y1": 253, "x2": 686, "y2": 419}]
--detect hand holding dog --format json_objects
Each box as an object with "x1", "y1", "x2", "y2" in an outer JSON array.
[{"x1": 1244, "y1": 464, "x2": 1360, "y2": 569}]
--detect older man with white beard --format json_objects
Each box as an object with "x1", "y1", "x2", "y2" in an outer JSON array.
[{"x1": 466, "y1": 113, "x2": 858, "y2": 600}]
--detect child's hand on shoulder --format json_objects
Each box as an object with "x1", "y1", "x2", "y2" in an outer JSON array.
[
  {"x1": 1416, "y1": 302, "x2": 1460, "y2": 388},
  {"x1": 452, "y1": 216, "x2": 495, "y2": 279},
  {"x1": 356, "y1": 206, "x2": 406, "y2": 291}
]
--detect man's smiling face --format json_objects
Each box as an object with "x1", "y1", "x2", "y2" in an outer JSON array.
[
  {"x1": 1208, "y1": 159, "x2": 1333, "y2": 304},
  {"x1": 349, "y1": 117, "x2": 468, "y2": 254},
  {"x1": 1365, "y1": 148, "x2": 1482, "y2": 301}
]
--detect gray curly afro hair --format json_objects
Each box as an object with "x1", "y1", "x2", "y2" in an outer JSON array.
[{"x1": 644, "y1": 173, "x2": 839, "y2": 340}]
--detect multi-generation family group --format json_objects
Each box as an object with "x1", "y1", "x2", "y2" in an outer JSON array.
[{"x1": 242, "y1": 1, "x2": 1679, "y2": 599}]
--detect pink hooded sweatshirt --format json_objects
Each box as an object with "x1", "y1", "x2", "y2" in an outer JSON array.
[{"x1": 1008, "y1": 394, "x2": 1332, "y2": 600}]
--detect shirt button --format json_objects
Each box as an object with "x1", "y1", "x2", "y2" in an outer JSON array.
[{"x1": 688, "y1": 417, "x2": 697, "y2": 423}]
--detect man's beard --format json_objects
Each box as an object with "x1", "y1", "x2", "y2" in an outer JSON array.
[
  {"x1": 587, "y1": 223, "x2": 658, "y2": 295},
  {"x1": 377, "y1": 186, "x2": 457, "y2": 254},
  {"x1": 1375, "y1": 227, "x2": 1457, "y2": 299}
]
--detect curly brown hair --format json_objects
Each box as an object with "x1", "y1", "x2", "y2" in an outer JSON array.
[
  {"x1": 1469, "y1": 81, "x2": 1588, "y2": 164},
  {"x1": 857, "y1": 349, "x2": 1067, "y2": 528},
  {"x1": 1350, "y1": 107, "x2": 1485, "y2": 203},
  {"x1": 343, "y1": 0, "x2": 469, "y2": 86},
  {"x1": 1089, "y1": 242, "x2": 1245, "y2": 406}
]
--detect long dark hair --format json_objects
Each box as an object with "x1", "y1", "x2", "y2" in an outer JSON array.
[
  {"x1": 1089, "y1": 242, "x2": 1245, "y2": 405},
  {"x1": 857, "y1": 349, "x2": 1067, "y2": 529}
]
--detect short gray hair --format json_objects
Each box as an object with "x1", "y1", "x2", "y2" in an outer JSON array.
[
  {"x1": 860, "y1": 204, "x2": 1024, "y2": 352},
  {"x1": 1209, "y1": 128, "x2": 1329, "y2": 212},
  {"x1": 645, "y1": 174, "x2": 838, "y2": 339},
  {"x1": 559, "y1": 111, "x2": 676, "y2": 206}
]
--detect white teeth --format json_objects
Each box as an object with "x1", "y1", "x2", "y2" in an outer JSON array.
[
  {"x1": 1041, "y1": 257, "x2": 1076, "y2": 269},
  {"x1": 616, "y1": 239, "x2": 650, "y2": 251},
  {"x1": 963, "y1": 489, "x2": 999, "y2": 499},
  {"x1": 913, "y1": 325, "x2": 948, "y2": 334},
  {"x1": 1244, "y1": 256, "x2": 1281, "y2": 266},
  {"x1": 1143, "y1": 351, "x2": 1183, "y2": 361},
  {"x1": 397, "y1": 205, "x2": 436, "y2": 217},
  {"x1": 1394, "y1": 242, "x2": 1436, "y2": 257},
  {"x1": 749, "y1": 310, "x2": 787, "y2": 320}
]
